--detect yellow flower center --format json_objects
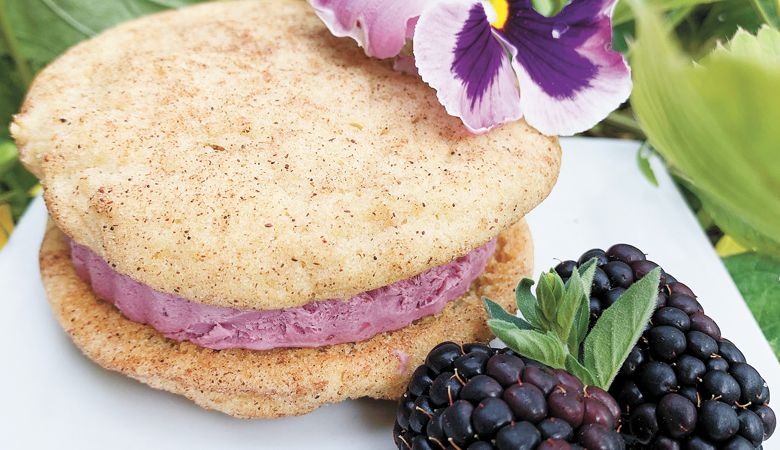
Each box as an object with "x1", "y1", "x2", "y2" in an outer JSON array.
[{"x1": 488, "y1": 0, "x2": 509, "y2": 30}]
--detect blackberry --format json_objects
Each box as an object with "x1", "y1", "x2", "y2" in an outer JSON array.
[
  {"x1": 657, "y1": 393, "x2": 697, "y2": 439},
  {"x1": 579, "y1": 248, "x2": 609, "y2": 267},
  {"x1": 706, "y1": 357, "x2": 730, "y2": 372},
  {"x1": 559, "y1": 244, "x2": 775, "y2": 449},
  {"x1": 647, "y1": 326, "x2": 687, "y2": 360},
  {"x1": 603, "y1": 261, "x2": 635, "y2": 288},
  {"x1": 393, "y1": 343, "x2": 623, "y2": 449},
  {"x1": 555, "y1": 260, "x2": 578, "y2": 279}
]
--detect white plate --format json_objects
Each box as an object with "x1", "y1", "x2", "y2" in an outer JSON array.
[{"x1": 1, "y1": 138, "x2": 778, "y2": 449}]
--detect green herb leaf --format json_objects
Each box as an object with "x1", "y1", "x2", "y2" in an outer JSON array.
[
  {"x1": 583, "y1": 268, "x2": 661, "y2": 388},
  {"x1": 571, "y1": 300, "x2": 590, "y2": 353},
  {"x1": 556, "y1": 268, "x2": 586, "y2": 347},
  {"x1": 568, "y1": 259, "x2": 598, "y2": 350},
  {"x1": 565, "y1": 355, "x2": 595, "y2": 386},
  {"x1": 486, "y1": 261, "x2": 662, "y2": 390},
  {"x1": 488, "y1": 319, "x2": 567, "y2": 369},
  {"x1": 484, "y1": 298, "x2": 534, "y2": 331},
  {"x1": 536, "y1": 271, "x2": 565, "y2": 329},
  {"x1": 723, "y1": 252, "x2": 780, "y2": 358},
  {"x1": 516, "y1": 278, "x2": 541, "y2": 327},
  {"x1": 577, "y1": 258, "x2": 598, "y2": 299}
]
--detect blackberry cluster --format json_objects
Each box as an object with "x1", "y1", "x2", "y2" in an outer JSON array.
[
  {"x1": 393, "y1": 342, "x2": 624, "y2": 450},
  {"x1": 556, "y1": 244, "x2": 776, "y2": 449}
]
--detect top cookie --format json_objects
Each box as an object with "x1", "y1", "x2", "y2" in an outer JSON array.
[{"x1": 13, "y1": 0, "x2": 560, "y2": 310}]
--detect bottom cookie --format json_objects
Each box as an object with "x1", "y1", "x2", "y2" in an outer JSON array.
[{"x1": 39, "y1": 219, "x2": 533, "y2": 418}]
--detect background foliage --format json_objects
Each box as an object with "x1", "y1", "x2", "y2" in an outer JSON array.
[
  {"x1": 598, "y1": 0, "x2": 780, "y2": 358},
  {"x1": 0, "y1": 0, "x2": 778, "y2": 356}
]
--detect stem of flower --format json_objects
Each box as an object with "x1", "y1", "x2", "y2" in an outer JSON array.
[
  {"x1": 603, "y1": 111, "x2": 646, "y2": 138},
  {"x1": 0, "y1": 0, "x2": 33, "y2": 88},
  {"x1": 749, "y1": 0, "x2": 777, "y2": 29},
  {"x1": 667, "y1": 6, "x2": 695, "y2": 28}
]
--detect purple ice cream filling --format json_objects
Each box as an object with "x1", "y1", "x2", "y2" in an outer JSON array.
[{"x1": 69, "y1": 239, "x2": 497, "y2": 351}]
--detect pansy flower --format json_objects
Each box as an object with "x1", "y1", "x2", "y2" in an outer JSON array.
[{"x1": 310, "y1": 0, "x2": 631, "y2": 136}]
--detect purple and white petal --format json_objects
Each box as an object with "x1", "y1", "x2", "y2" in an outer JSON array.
[
  {"x1": 414, "y1": 0, "x2": 522, "y2": 134},
  {"x1": 309, "y1": 0, "x2": 429, "y2": 58},
  {"x1": 497, "y1": 0, "x2": 631, "y2": 136}
]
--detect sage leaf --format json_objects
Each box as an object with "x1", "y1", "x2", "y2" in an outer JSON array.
[
  {"x1": 483, "y1": 298, "x2": 534, "y2": 331},
  {"x1": 568, "y1": 259, "x2": 597, "y2": 350},
  {"x1": 515, "y1": 278, "x2": 541, "y2": 327},
  {"x1": 565, "y1": 355, "x2": 595, "y2": 387},
  {"x1": 489, "y1": 319, "x2": 567, "y2": 369},
  {"x1": 570, "y1": 299, "x2": 590, "y2": 352},
  {"x1": 536, "y1": 272, "x2": 564, "y2": 329},
  {"x1": 577, "y1": 258, "x2": 598, "y2": 299},
  {"x1": 556, "y1": 268, "x2": 585, "y2": 346},
  {"x1": 583, "y1": 268, "x2": 661, "y2": 389}
]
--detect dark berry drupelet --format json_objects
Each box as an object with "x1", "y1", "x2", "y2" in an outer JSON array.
[
  {"x1": 560, "y1": 244, "x2": 775, "y2": 449},
  {"x1": 393, "y1": 343, "x2": 624, "y2": 449}
]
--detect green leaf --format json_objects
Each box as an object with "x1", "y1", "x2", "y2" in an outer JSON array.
[
  {"x1": 630, "y1": 2, "x2": 780, "y2": 257},
  {"x1": 489, "y1": 319, "x2": 567, "y2": 369},
  {"x1": 577, "y1": 258, "x2": 598, "y2": 299},
  {"x1": 723, "y1": 26, "x2": 780, "y2": 62},
  {"x1": 637, "y1": 143, "x2": 659, "y2": 187},
  {"x1": 697, "y1": 187, "x2": 780, "y2": 256},
  {"x1": 583, "y1": 268, "x2": 661, "y2": 389},
  {"x1": 0, "y1": 158, "x2": 37, "y2": 220},
  {"x1": 0, "y1": 139, "x2": 18, "y2": 175},
  {"x1": 565, "y1": 355, "x2": 596, "y2": 386},
  {"x1": 568, "y1": 259, "x2": 598, "y2": 350},
  {"x1": 483, "y1": 298, "x2": 534, "y2": 331},
  {"x1": 0, "y1": 55, "x2": 24, "y2": 140},
  {"x1": 556, "y1": 268, "x2": 586, "y2": 347},
  {"x1": 536, "y1": 271, "x2": 565, "y2": 328},
  {"x1": 723, "y1": 253, "x2": 780, "y2": 358},
  {"x1": 571, "y1": 299, "x2": 590, "y2": 353},
  {"x1": 486, "y1": 263, "x2": 663, "y2": 391},
  {"x1": 516, "y1": 278, "x2": 541, "y2": 327},
  {"x1": 698, "y1": 0, "x2": 779, "y2": 47}
]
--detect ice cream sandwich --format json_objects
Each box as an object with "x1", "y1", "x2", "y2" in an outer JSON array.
[{"x1": 13, "y1": 0, "x2": 560, "y2": 418}]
